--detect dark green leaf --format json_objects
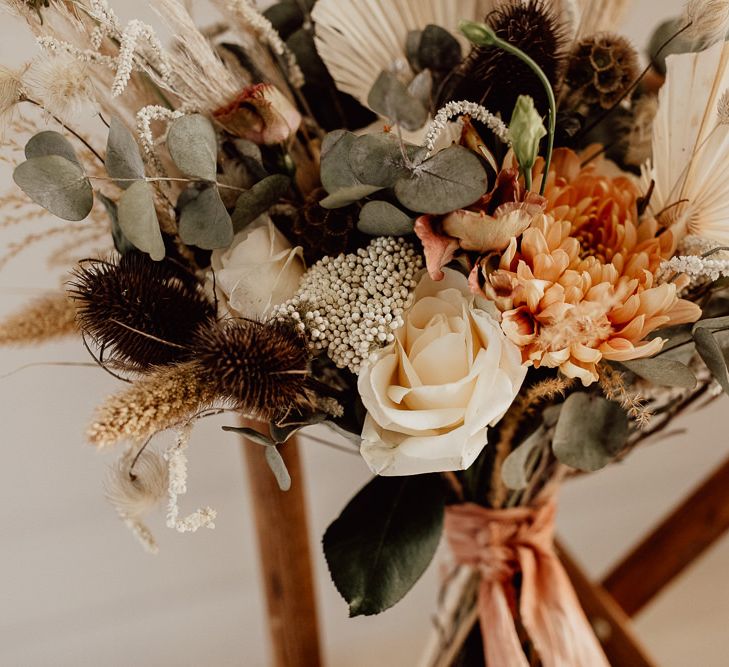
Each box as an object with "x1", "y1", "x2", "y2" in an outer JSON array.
[
  {"x1": 25, "y1": 131, "x2": 79, "y2": 165},
  {"x1": 117, "y1": 180, "x2": 165, "y2": 261},
  {"x1": 348, "y1": 133, "x2": 415, "y2": 188},
  {"x1": 167, "y1": 113, "x2": 218, "y2": 181},
  {"x1": 418, "y1": 25, "x2": 461, "y2": 71},
  {"x1": 367, "y1": 70, "x2": 429, "y2": 131},
  {"x1": 232, "y1": 174, "x2": 291, "y2": 232},
  {"x1": 358, "y1": 200, "x2": 414, "y2": 236},
  {"x1": 407, "y1": 69, "x2": 432, "y2": 108},
  {"x1": 320, "y1": 184, "x2": 382, "y2": 209},
  {"x1": 13, "y1": 155, "x2": 93, "y2": 221},
  {"x1": 270, "y1": 412, "x2": 327, "y2": 443},
  {"x1": 501, "y1": 428, "x2": 544, "y2": 491},
  {"x1": 320, "y1": 130, "x2": 360, "y2": 193},
  {"x1": 105, "y1": 116, "x2": 145, "y2": 188},
  {"x1": 552, "y1": 393, "x2": 628, "y2": 472},
  {"x1": 97, "y1": 192, "x2": 134, "y2": 255},
  {"x1": 178, "y1": 185, "x2": 233, "y2": 249},
  {"x1": 222, "y1": 425, "x2": 275, "y2": 446},
  {"x1": 693, "y1": 325, "x2": 729, "y2": 395},
  {"x1": 394, "y1": 145, "x2": 488, "y2": 214},
  {"x1": 287, "y1": 28, "x2": 330, "y2": 85},
  {"x1": 620, "y1": 357, "x2": 696, "y2": 388},
  {"x1": 265, "y1": 446, "x2": 291, "y2": 491},
  {"x1": 405, "y1": 30, "x2": 422, "y2": 71},
  {"x1": 323, "y1": 474, "x2": 445, "y2": 616}
]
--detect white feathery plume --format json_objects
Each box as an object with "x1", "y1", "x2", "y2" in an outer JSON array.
[
  {"x1": 424, "y1": 100, "x2": 510, "y2": 156},
  {"x1": 151, "y1": 0, "x2": 243, "y2": 111},
  {"x1": 684, "y1": 0, "x2": 729, "y2": 45},
  {"x1": 164, "y1": 425, "x2": 217, "y2": 534},
  {"x1": 311, "y1": 0, "x2": 497, "y2": 108},
  {"x1": 0, "y1": 64, "x2": 27, "y2": 140},
  {"x1": 641, "y1": 41, "x2": 729, "y2": 244}
]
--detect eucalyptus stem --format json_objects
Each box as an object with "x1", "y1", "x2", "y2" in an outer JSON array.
[
  {"x1": 460, "y1": 20, "x2": 556, "y2": 196},
  {"x1": 86, "y1": 174, "x2": 246, "y2": 193}
]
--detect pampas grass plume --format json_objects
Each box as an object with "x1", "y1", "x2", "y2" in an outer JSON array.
[{"x1": 0, "y1": 292, "x2": 77, "y2": 345}]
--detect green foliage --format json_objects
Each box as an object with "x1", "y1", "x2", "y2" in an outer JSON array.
[
  {"x1": 265, "y1": 446, "x2": 291, "y2": 491},
  {"x1": 25, "y1": 131, "x2": 79, "y2": 165},
  {"x1": 178, "y1": 185, "x2": 234, "y2": 250},
  {"x1": 105, "y1": 116, "x2": 146, "y2": 188},
  {"x1": 166, "y1": 113, "x2": 218, "y2": 181},
  {"x1": 693, "y1": 316, "x2": 729, "y2": 395},
  {"x1": 323, "y1": 474, "x2": 445, "y2": 616},
  {"x1": 367, "y1": 70, "x2": 429, "y2": 131},
  {"x1": 619, "y1": 357, "x2": 696, "y2": 388},
  {"x1": 417, "y1": 25, "x2": 462, "y2": 71},
  {"x1": 501, "y1": 428, "x2": 544, "y2": 491},
  {"x1": 358, "y1": 201, "x2": 414, "y2": 236},
  {"x1": 117, "y1": 180, "x2": 165, "y2": 261},
  {"x1": 509, "y1": 95, "x2": 546, "y2": 174},
  {"x1": 232, "y1": 174, "x2": 291, "y2": 232},
  {"x1": 97, "y1": 192, "x2": 134, "y2": 256},
  {"x1": 552, "y1": 393, "x2": 628, "y2": 472},
  {"x1": 13, "y1": 154, "x2": 93, "y2": 221}
]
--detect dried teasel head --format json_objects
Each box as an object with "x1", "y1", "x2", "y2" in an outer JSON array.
[
  {"x1": 440, "y1": 0, "x2": 567, "y2": 119},
  {"x1": 564, "y1": 34, "x2": 639, "y2": 111},
  {"x1": 69, "y1": 253, "x2": 216, "y2": 370},
  {"x1": 194, "y1": 319, "x2": 314, "y2": 421}
]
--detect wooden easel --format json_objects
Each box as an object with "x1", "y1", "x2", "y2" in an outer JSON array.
[{"x1": 243, "y1": 432, "x2": 729, "y2": 666}]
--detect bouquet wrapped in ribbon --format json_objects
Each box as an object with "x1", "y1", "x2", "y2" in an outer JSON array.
[{"x1": 2, "y1": 0, "x2": 729, "y2": 663}]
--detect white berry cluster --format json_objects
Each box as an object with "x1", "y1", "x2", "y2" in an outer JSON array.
[{"x1": 273, "y1": 237, "x2": 423, "y2": 373}]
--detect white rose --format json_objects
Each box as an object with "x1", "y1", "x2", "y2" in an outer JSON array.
[
  {"x1": 209, "y1": 216, "x2": 305, "y2": 319},
  {"x1": 357, "y1": 268, "x2": 527, "y2": 476}
]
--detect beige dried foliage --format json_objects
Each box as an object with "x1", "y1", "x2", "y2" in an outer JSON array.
[
  {"x1": 598, "y1": 363, "x2": 652, "y2": 427},
  {"x1": 87, "y1": 361, "x2": 220, "y2": 448},
  {"x1": 0, "y1": 292, "x2": 77, "y2": 345}
]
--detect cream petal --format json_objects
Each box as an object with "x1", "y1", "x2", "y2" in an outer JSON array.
[{"x1": 410, "y1": 331, "x2": 469, "y2": 385}]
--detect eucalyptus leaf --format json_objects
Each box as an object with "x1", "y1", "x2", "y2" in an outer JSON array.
[
  {"x1": 222, "y1": 425, "x2": 275, "y2": 446},
  {"x1": 13, "y1": 155, "x2": 93, "y2": 221},
  {"x1": 394, "y1": 145, "x2": 488, "y2": 214},
  {"x1": 348, "y1": 133, "x2": 416, "y2": 188},
  {"x1": 368, "y1": 70, "x2": 428, "y2": 131},
  {"x1": 25, "y1": 131, "x2": 79, "y2": 165},
  {"x1": 323, "y1": 474, "x2": 445, "y2": 616},
  {"x1": 620, "y1": 357, "x2": 696, "y2": 388},
  {"x1": 358, "y1": 201, "x2": 414, "y2": 236},
  {"x1": 501, "y1": 428, "x2": 544, "y2": 491},
  {"x1": 265, "y1": 446, "x2": 292, "y2": 491},
  {"x1": 323, "y1": 421, "x2": 363, "y2": 446},
  {"x1": 167, "y1": 113, "x2": 218, "y2": 181},
  {"x1": 178, "y1": 185, "x2": 233, "y2": 249},
  {"x1": 270, "y1": 412, "x2": 327, "y2": 443},
  {"x1": 693, "y1": 320, "x2": 729, "y2": 394},
  {"x1": 407, "y1": 69, "x2": 433, "y2": 108},
  {"x1": 105, "y1": 116, "x2": 145, "y2": 189},
  {"x1": 418, "y1": 24, "x2": 461, "y2": 71},
  {"x1": 97, "y1": 192, "x2": 134, "y2": 255},
  {"x1": 552, "y1": 393, "x2": 628, "y2": 472},
  {"x1": 320, "y1": 184, "x2": 382, "y2": 209},
  {"x1": 232, "y1": 174, "x2": 290, "y2": 232},
  {"x1": 320, "y1": 130, "x2": 360, "y2": 193},
  {"x1": 405, "y1": 30, "x2": 422, "y2": 71},
  {"x1": 117, "y1": 180, "x2": 165, "y2": 261}
]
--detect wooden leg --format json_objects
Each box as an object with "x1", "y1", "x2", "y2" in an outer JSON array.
[
  {"x1": 556, "y1": 541, "x2": 657, "y2": 667},
  {"x1": 602, "y1": 454, "x2": 729, "y2": 617},
  {"x1": 243, "y1": 433, "x2": 322, "y2": 667}
]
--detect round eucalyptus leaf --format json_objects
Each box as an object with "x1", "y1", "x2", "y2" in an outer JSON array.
[
  {"x1": 265, "y1": 446, "x2": 291, "y2": 491},
  {"x1": 232, "y1": 174, "x2": 291, "y2": 232},
  {"x1": 178, "y1": 185, "x2": 234, "y2": 250},
  {"x1": 407, "y1": 69, "x2": 433, "y2": 108},
  {"x1": 320, "y1": 184, "x2": 382, "y2": 209},
  {"x1": 358, "y1": 201, "x2": 414, "y2": 236},
  {"x1": 105, "y1": 116, "x2": 145, "y2": 188},
  {"x1": 25, "y1": 131, "x2": 79, "y2": 165},
  {"x1": 367, "y1": 70, "x2": 429, "y2": 131},
  {"x1": 348, "y1": 133, "x2": 415, "y2": 188},
  {"x1": 167, "y1": 113, "x2": 218, "y2": 181},
  {"x1": 552, "y1": 393, "x2": 628, "y2": 472},
  {"x1": 501, "y1": 428, "x2": 544, "y2": 491},
  {"x1": 418, "y1": 24, "x2": 462, "y2": 71},
  {"x1": 97, "y1": 192, "x2": 135, "y2": 255},
  {"x1": 394, "y1": 145, "x2": 488, "y2": 214},
  {"x1": 13, "y1": 155, "x2": 93, "y2": 221},
  {"x1": 321, "y1": 130, "x2": 360, "y2": 193},
  {"x1": 619, "y1": 357, "x2": 696, "y2": 389},
  {"x1": 117, "y1": 180, "x2": 165, "y2": 261}
]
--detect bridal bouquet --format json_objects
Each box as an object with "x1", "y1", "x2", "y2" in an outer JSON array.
[{"x1": 3, "y1": 0, "x2": 729, "y2": 663}]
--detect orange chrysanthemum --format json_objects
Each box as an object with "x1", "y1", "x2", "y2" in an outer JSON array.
[{"x1": 484, "y1": 149, "x2": 701, "y2": 386}]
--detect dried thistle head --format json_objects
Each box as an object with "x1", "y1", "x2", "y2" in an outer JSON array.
[
  {"x1": 440, "y1": 0, "x2": 567, "y2": 119},
  {"x1": 69, "y1": 253, "x2": 216, "y2": 370},
  {"x1": 564, "y1": 34, "x2": 639, "y2": 111},
  {"x1": 195, "y1": 319, "x2": 313, "y2": 421}
]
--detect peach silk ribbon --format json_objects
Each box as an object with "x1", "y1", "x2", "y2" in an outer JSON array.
[{"x1": 445, "y1": 500, "x2": 609, "y2": 667}]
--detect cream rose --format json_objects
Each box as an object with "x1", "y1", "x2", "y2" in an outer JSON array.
[
  {"x1": 209, "y1": 216, "x2": 305, "y2": 319},
  {"x1": 357, "y1": 268, "x2": 526, "y2": 476}
]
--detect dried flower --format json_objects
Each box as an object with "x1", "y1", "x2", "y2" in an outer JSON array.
[
  {"x1": 441, "y1": 0, "x2": 566, "y2": 119},
  {"x1": 194, "y1": 320, "x2": 314, "y2": 421},
  {"x1": 684, "y1": 0, "x2": 729, "y2": 45},
  {"x1": 625, "y1": 94, "x2": 658, "y2": 167},
  {"x1": 563, "y1": 33, "x2": 639, "y2": 111},
  {"x1": 0, "y1": 292, "x2": 77, "y2": 346},
  {"x1": 0, "y1": 64, "x2": 27, "y2": 139},
  {"x1": 482, "y1": 149, "x2": 702, "y2": 385},
  {"x1": 718, "y1": 89, "x2": 729, "y2": 125},
  {"x1": 273, "y1": 237, "x2": 423, "y2": 373},
  {"x1": 105, "y1": 447, "x2": 169, "y2": 520},
  {"x1": 213, "y1": 83, "x2": 301, "y2": 145},
  {"x1": 69, "y1": 254, "x2": 216, "y2": 370},
  {"x1": 25, "y1": 53, "x2": 98, "y2": 123},
  {"x1": 87, "y1": 361, "x2": 219, "y2": 448}
]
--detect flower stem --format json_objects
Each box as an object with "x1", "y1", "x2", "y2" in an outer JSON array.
[{"x1": 460, "y1": 20, "x2": 556, "y2": 195}]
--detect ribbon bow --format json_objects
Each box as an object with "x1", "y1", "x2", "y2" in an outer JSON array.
[{"x1": 445, "y1": 500, "x2": 609, "y2": 667}]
